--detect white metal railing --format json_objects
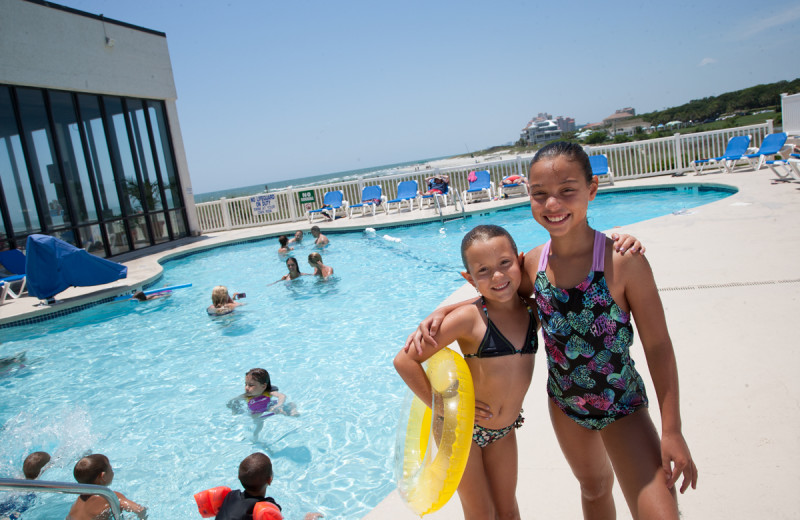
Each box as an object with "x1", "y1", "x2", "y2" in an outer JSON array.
[
  {"x1": 195, "y1": 122, "x2": 771, "y2": 232},
  {"x1": 0, "y1": 478, "x2": 122, "y2": 519}
]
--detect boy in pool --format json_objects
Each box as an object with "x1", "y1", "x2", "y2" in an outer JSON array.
[
  {"x1": 66, "y1": 454, "x2": 147, "y2": 520},
  {"x1": 207, "y1": 286, "x2": 245, "y2": 316},
  {"x1": 0, "y1": 451, "x2": 51, "y2": 518},
  {"x1": 227, "y1": 368, "x2": 298, "y2": 439},
  {"x1": 214, "y1": 452, "x2": 322, "y2": 520},
  {"x1": 277, "y1": 235, "x2": 293, "y2": 255},
  {"x1": 310, "y1": 226, "x2": 329, "y2": 247},
  {"x1": 287, "y1": 230, "x2": 304, "y2": 245}
]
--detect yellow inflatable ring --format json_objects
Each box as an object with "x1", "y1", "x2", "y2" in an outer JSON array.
[{"x1": 395, "y1": 347, "x2": 475, "y2": 516}]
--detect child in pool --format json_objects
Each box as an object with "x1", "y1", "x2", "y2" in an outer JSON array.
[
  {"x1": 269, "y1": 257, "x2": 310, "y2": 284},
  {"x1": 227, "y1": 368, "x2": 298, "y2": 439},
  {"x1": 207, "y1": 286, "x2": 245, "y2": 316},
  {"x1": 307, "y1": 252, "x2": 333, "y2": 280},
  {"x1": 213, "y1": 452, "x2": 322, "y2": 520},
  {"x1": 277, "y1": 235, "x2": 293, "y2": 255},
  {"x1": 410, "y1": 142, "x2": 697, "y2": 518},
  {"x1": 394, "y1": 225, "x2": 537, "y2": 520},
  {"x1": 66, "y1": 454, "x2": 146, "y2": 520},
  {"x1": 287, "y1": 230, "x2": 304, "y2": 245},
  {"x1": 0, "y1": 451, "x2": 51, "y2": 518}
]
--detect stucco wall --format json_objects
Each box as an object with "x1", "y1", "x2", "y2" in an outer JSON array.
[{"x1": 0, "y1": 0, "x2": 177, "y2": 100}]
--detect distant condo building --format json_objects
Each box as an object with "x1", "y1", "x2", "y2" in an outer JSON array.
[{"x1": 520, "y1": 112, "x2": 574, "y2": 145}]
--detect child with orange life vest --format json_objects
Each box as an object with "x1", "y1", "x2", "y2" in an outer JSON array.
[{"x1": 194, "y1": 452, "x2": 322, "y2": 520}]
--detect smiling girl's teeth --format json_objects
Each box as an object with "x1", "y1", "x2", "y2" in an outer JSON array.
[{"x1": 548, "y1": 215, "x2": 567, "y2": 222}]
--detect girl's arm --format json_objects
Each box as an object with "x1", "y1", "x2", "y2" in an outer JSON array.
[
  {"x1": 271, "y1": 391, "x2": 287, "y2": 408},
  {"x1": 620, "y1": 254, "x2": 698, "y2": 493},
  {"x1": 395, "y1": 306, "x2": 476, "y2": 407},
  {"x1": 403, "y1": 298, "x2": 480, "y2": 355}
]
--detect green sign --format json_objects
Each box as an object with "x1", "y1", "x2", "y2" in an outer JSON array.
[{"x1": 298, "y1": 190, "x2": 316, "y2": 204}]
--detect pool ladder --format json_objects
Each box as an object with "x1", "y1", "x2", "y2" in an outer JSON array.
[
  {"x1": 432, "y1": 190, "x2": 466, "y2": 222},
  {"x1": 0, "y1": 478, "x2": 122, "y2": 519}
]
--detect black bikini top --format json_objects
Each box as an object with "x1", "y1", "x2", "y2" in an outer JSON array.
[{"x1": 464, "y1": 298, "x2": 538, "y2": 359}]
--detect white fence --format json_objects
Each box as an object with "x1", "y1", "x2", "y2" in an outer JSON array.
[{"x1": 195, "y1": 121, "x2": 773, "y2": 233}]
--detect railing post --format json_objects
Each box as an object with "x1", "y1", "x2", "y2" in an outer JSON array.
[
  {"x1": 766, "y1": 119, "x2": 774, "y2": 134},
  {"x1": 673, "y1": 133, "x2": 683, "y2": 175},
  {"x1": 220, "y1": 197, "x2": 232, "y2": 231},
  {"x1": 286, "y1": 188, "x2": 299, "y2": 221}
]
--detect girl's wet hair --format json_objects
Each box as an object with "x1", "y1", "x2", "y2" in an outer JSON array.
[
  {"x1": 246, "y1": 368, "x2": 271, "y2": 391},
  {"x1": 286, "y1": 257, "x2": 298, "y2": 269},
  {"x1": 278, "y1": 235, "x2": 289, "y2": 247},
  {"x1": 211, "y1": 285, "x2": 229, "y2": 306},
  {"x1": 308, "y1": 252, "x2": 322, "y2": 264},
  {"x1": 530, "y1": 141, "x2": 593, "y2": 183},
  {"x1": 460, "y1": 225, "x2": 518, "y2": 269}
]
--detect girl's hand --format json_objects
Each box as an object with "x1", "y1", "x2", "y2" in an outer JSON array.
[
  {"x1": 403, "y1": 308, "x2": 448, "y2": 355},
  {"x1": 611, "y1": 232, "x2": 646, "y2": 255},
  {"x1": 661, "y1": 431, "x2": 698, "y2": 493},
  {"x1": 474, "y1": 399, "x2": 493, "y2": 421}
]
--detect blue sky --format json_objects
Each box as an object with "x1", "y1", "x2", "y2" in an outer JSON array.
[{"x1": 57, "y1": 0, "x2": 800, "y2": 193}]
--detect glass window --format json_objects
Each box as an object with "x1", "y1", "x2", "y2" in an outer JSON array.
[
  {"x1": 129, "y1": 215, "x2": 150, "y2": 249},
  {"x1": 128, "y1": 99, "x2": 162, "y2": 211},
  {"x1": 78, "y1": 94, "x2": 124, "y2": 220},
  {"x1": 105, "y1": 220, "x2": 130, "y2": 256},
  {"x1": 168, "y1": 209, "x2": 187, "y2": 238},
  {"x1": 17, "y1": 88, "x2": 72, "y2": 230},
  {"x1": 151, "y1": 211, "x2": 168, "y2": 244},
  {"x1": 78, "y1": 224, "x2": 106, "y2": 257},
  {"x1": 148, "y1": 102, "x2": 182, "y2": 209},
  {"x1": 103, "y1": 96, "x2": 140, "y2": 215},
  {"x1": 49, "y1": 91, "x2": 98, "y2": 224},
  {"x1": 0, "y1": 86, "x2": 41, "y2": 236}
]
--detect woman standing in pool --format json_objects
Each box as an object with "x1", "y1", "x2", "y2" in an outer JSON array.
[
  {"x1": 308, "y1": 252, "x2": 333, "y2": 280},
  {"x1": 409, "y1": 142, "x2": 697, "y2": 518},
  {"x1": 269, "y1": 257, "x2": 310, "y2": 284}
]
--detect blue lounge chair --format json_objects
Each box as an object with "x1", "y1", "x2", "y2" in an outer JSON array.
[
  {"x1": 0, "y1": 249, "x2": 27, "y2": 304},
  {"x1": 744, "y1": 132, "x2": 787, "y2": 171},
  {"x1": 589, "y1": 155, "x2": 615, "y2": 186},
  {"x1": 348, "y1": 185, "x2": 387, "y2": 217},
  {"x1": 691, "y1": 135, "x2": 751, "y2": 174},
  {"x1": 462, "y1": 170, "x2": 494, "y2": 203},
  {"x1": 767, "y1": 153, "x2": 800, "y2": 182},
  {"x1": 307, "y1": 190, "x2": 347, "y2": 223},
  {"x1": 386, "y1": 180, "x2": 419, "y2": 213}
]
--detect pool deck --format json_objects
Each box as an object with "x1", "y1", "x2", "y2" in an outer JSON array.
[{"x1": 3, "y1": 166, "x2": 800, "y2": 519}]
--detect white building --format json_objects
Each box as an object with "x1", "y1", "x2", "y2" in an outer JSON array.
[
  {"x1": 0, "y1": 0, "x2": 198, "y2": 256},
  {"x1": 520, "y1": 119, "x2": 562, "y2": 145}
]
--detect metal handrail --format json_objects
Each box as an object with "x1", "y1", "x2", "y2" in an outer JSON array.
[{"x1": 0, "y1": 478, "x2": 122, "y2": 519}]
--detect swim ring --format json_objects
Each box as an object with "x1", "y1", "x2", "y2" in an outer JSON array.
[{"x1": 395, "y1": 347, "x2": 475, "y2": 516}]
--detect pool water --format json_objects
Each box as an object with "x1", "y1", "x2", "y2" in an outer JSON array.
[{"x1": 0, "y1": 185, "x2": 732, "y2": 519}]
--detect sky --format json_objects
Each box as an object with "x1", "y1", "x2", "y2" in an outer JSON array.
[{"x1": 54, "y1": 0, "x2": 800, "y2": 193}]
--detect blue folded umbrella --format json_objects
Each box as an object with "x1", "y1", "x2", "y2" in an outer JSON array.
[{"x1": 25, "y1": 234, "x2": 127, "y2": 299}]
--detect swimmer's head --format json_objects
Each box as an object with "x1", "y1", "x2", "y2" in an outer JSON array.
[
  {"x1": 74, "y1": 454, "x2": 111, "y2": 485},
  {"x1": 211, "y1": 286, "x2": 230, "y2": 307},
  {"x1": 23, "y1": 451, "x2": 50, "y2": 479},
  {"x1": 310, "y1": 226, "x2": 321, "y2": 237},
  {"x1": 245, "y1": 368, "x2": 271, "y2": 396},
  {"x1": 132, "y1": 291, "x2": 147, "y2": 301},
  {"x1": 294, "y1": 230, "x2": 303, "y2": 241},
  {"x1": 286, "y1": 257, "x2": 299, "y2": 272},
  {"x1": 460, "y1": 225, "x2": 518, "y2": 270},
  {"x1": 278, "y1": 235, "x2": 289, "y2": 247},
  {"x1": 238, "y1": 452, "x2": 273, "y2": 494},
  {"x1": 529, "y1": 141, "x2": 593, "y2": 184},
  {"x1": 308, "y1": 252, "x2": 322, "y2": 266}
]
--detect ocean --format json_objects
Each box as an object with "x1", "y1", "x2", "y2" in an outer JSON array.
[{"x1": 192, "y1": 155, "x2": 456, "y2": 204}]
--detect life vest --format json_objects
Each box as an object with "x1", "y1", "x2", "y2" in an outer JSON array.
[{"x1": 193, "y1": 486, "x2": 283, "y2": 519}]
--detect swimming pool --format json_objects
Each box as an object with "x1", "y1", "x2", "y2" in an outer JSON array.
[{"x1": 0, "y1": 185, "x2": 733, "y2": 518}]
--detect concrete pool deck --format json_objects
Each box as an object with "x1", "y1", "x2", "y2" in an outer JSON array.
[{"x1": 2, "y1": 166, "x2": 799, "y2": 519}]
